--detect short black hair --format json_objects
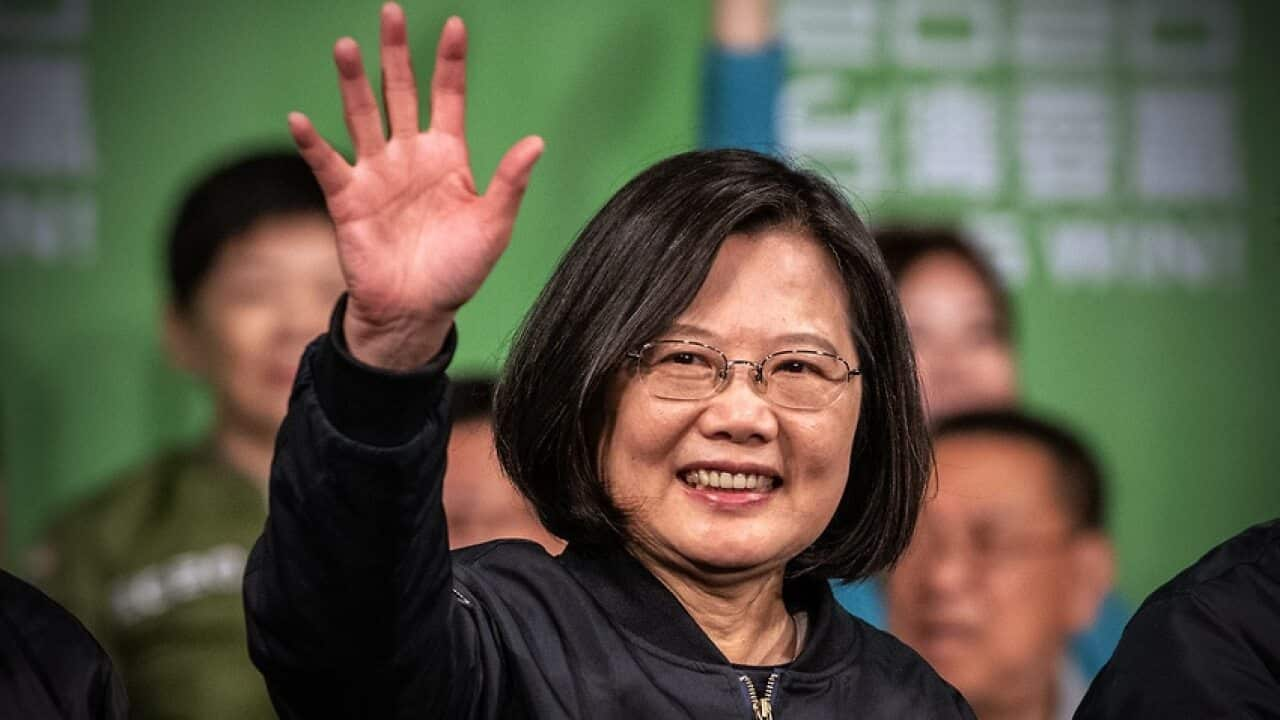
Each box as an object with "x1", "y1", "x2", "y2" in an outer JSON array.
[
  {"x1": 873, "y1": 224, "x2": 1012, "y2": 342},
  {"x1": 933, "y1": 409, "x2": 1106, "y2": 530},
  {"x1": 448, "y1": 376, "x2": 496, "y2": 425},
  {"x1": 167, "y1": 150, "x2": 328, "y2": 313},
  {"x1": 494, "y1": 149, "x2": 930, "y2": 580}
]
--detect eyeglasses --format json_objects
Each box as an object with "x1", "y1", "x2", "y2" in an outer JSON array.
[
  {"x1": 899, "y1": 523, "x2": 1080, "y2": 581},
  {"x1": 625, "y1": 339, "x2": 862, "y2": 410}
]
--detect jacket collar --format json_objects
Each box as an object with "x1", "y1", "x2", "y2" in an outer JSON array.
[{"x1": 557, "y1": 543, "x2": 862, "y2": 673}]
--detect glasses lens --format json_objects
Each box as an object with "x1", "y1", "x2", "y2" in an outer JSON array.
[
  {"x1": 764, "y1": 352, "x2": 848, "y2": 409},
  {"x1": 639, "y1": 342, "x2": 721, "y2": 400}
]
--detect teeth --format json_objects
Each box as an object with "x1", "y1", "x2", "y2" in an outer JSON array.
[{"x1": 683, "y1": 470, "x2": 776, "y2": 491}]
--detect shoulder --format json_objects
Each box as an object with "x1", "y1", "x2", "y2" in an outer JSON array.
[
  {"x1": 1128, "y1": 518, "x2": 1279, "y2": 644},
  {"x1": 450, "y1": 540, "x2": 564, "y2": 592},
  {"x1": 815, "y1": 607, "x2": 973, "y2": 718},
  {"x1": 862, "y1": 617, "x2": 969, "y2": 700},
  {"x1": 30, "y1": 445, "x2": 245, "y2": 596},
  {"x1": 447, "y1": 541, "x2": 585, "y2": 632},
  {"x1": 0, "y1": 570, "x2": 127, "y2": 717},
  {"x1": 1075, "y1": 519, "x2": 1280, "y2": 718},
  {"x1": 1152, "y1": 518, "x2": 1279, "y2": 602},
  {"x1": 46, "y1": 446, "x2": 208, "y2": 538}
]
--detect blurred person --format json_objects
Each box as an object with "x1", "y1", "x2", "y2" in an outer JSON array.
[
  {"x1": 1075, "y1": 518, "x2": 1280, "y2": 718},
  {"x1": 444, "y1": 377, "x2": 562, "y2": 551},
  {"x1": 701, "y1": 0, "x2": 781, "y2": 154},
  {"x1": 29, "y1": 151, "x2": 344, "y2": 719},
  {"x1": 886, "y1": 410, "x2": 1116, "y2": 720},
  {"x1": 875, "y1": 226, "x2": 1017, "y2": 421}
]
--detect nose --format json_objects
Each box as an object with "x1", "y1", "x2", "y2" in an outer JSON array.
[
  {"x1": 695, "y1": 362, "x2": 777, "y2": 444},
  {"x1": 274, "y1": 285, "x2": 330, "y2": 343},
  {"x1": 915, "y1": 534, "x2": 975, "y2": 599}
]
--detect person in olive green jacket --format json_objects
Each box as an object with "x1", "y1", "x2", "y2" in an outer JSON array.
[{"x1": 29, "y1": 151, "x2": 345, "y2": 719}]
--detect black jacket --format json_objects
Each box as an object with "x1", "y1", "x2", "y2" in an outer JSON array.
[
  {"x1": 244, "y1": 307, "x2": 973, "y2": 719},
  {"x1": 0, "y1": 569, "x2": 128, "y2": 720},
  {"x1": 1075, "y1": 518, "x2": 1280, "y2": 719}
]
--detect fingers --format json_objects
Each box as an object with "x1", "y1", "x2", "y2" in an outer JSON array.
[
  {"x1": 428, "y1": 16, "x2": 467, "y2": 138},
  {"x1": 288, "y1": 112, "x2": 353, "y2": 198},
  {"x1": 483, "y1": 135, "x2": 545, "y2": 228},
  {"x1": 333, "y1": 37, "x2": 387, "y2": 158},
  {"x1": 379, "y1": 3, "x2": 419, "y2": 138}
]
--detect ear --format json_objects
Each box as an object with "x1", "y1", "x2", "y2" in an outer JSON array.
[
  {"x1": 1065, "y1": 530, "x2": 1116, "y2": 633},
  {"x1": 163, "y1": 303, "x2": 205, "y2": 376}
]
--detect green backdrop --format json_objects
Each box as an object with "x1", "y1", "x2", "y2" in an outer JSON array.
[{"x1": 1, "y1": 0, "x2": 1276, "y2": 604}]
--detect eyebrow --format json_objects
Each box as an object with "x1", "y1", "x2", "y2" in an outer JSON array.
[{"x1": 664, "y1": 322, "x2": 845, "y2": 355}]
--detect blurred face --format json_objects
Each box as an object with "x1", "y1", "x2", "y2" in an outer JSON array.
[
  {"x1": 169, "y1": 212, "x2": 343, "y2": 439},
  {"x1": 886, "y1": 433, "x2": 1106, "y2": 715},
  {"x1": 444, "y1": 418, "x2": 563, "y2": 552},
  {"x1": 897, "y1": 252, "x2": 1016, "y2": 420},
  {"x1": 602, "y1": 229, "x2": 861, "y2": 575}
]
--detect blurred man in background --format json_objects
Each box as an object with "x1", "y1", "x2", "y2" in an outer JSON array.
[
  {"x1": 29, "y1": 151, "x2": 343, "y2": 719},
  {"x1": 27, "y1": 152, "x2": 562, "y2": 717},
  {"x1": 444, "y1": 377, "x2": 562, "y2": 552},
  {"x1": 887, "y1": 410, "x2": 1115, "y2": 720}
]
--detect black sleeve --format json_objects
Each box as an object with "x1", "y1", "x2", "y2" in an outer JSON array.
[
  {"x1": 1074, "y1": 554, "x2": 1280, "y2": 719},
  {"x1": 243, "y1": 297, "x2": 497, "y2": 719},
  {"x1": 0, "y1": 569, "x2": 129, "y2": 720}
]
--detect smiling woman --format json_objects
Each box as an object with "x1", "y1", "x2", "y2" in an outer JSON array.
[{"x1": 243, "y1": 4, "x2": 972, "y2": 719}]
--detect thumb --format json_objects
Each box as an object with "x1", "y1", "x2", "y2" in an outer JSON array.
[{"x1": 482, "y1": 135, "x2": 544, "y2": 229}]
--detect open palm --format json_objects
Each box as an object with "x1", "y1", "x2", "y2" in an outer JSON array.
[{"x1": 291, "y1": 4, "x2": 542, "y2": 369}]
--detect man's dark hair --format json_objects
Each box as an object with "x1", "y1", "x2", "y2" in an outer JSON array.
[
  {"x1": 873, "y1": 224, "x2": 1013, "y2": 342},
  {"x1": 448, "y1": 377, "x2": 496, "y2": 425},
  {"x1": 167, "y1": 151, "x2": 328, "y2": 313},
  {"x1": 933, "y1": 409, "x2": 1107, "y2": 530},
  {"x1": 494, "y1": 149, "x2": 930, "y2": 580}
]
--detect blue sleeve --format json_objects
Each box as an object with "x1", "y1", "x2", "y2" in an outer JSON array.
[
  {"x1": 830, "y1": 578, "x2": 887, "y2": 629},
  {"x1": 1070, "y1": 591, "x2": 1131, "y2": 680},
  {"x1": 699, "y1": 42, "x2": 784, "y2": 154}
]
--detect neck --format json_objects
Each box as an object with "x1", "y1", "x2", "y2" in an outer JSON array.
[
  {"x1": 972, "y1": 669, "x2": 1060, "y2": 720},
  {"x1": 634, "y1": 547, "x2": 796, "y2": 666},
  {"x1": 212, "y1": 418, "x2": 275, "y2": 494}
]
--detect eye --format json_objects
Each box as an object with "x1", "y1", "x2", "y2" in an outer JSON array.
[
  {"x1": 775, "y1": 359, "x2": 817, "y2": 374},
  {"x1": 656, "y1": 350, "x2": 711, "y2": 367}
]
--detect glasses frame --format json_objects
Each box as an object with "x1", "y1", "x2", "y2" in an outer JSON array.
[{"x1": 625, "y1": 338, "x2": 863, "y2": 409}]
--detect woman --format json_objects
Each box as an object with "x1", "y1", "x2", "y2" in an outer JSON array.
[
  {"x1": 873, "y1": 226, "x2": 1018, "y2": 422},
  {"x1": 244, "y1": 5, "x2": 972, "y2": 718}
]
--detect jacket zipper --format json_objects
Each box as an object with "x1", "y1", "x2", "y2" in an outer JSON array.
[{"x1": 739, "y1": 672, "x2": 779, "y2": 720}]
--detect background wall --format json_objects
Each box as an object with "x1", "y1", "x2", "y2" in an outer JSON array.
[{"x1": 1, "y1": 0, "x2": 1276, "y2": 603}]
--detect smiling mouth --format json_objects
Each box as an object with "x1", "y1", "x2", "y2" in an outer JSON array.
[{"x1": 679, "y1": 469, "x2": 779, "y2": 492}]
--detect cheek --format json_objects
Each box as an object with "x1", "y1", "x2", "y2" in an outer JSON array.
[
  {"x1": 977, "y1": 351, "x2": 1017, "y2": 395},
  {"x1": 806, "y1": 397, "x2": 859, "y2": 476},
  {"x1": 207, "y1": 309, "x2": 275, "y2": 378},
  {"x1": 602, "y1": 391, "x2": 692, "y2": 500}
]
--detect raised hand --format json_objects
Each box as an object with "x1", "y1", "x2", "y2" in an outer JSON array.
[{"x1": 290, "y1": 3, "x2": 543, "y2": 370}]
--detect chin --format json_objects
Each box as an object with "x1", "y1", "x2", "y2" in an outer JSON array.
[{"x1": 672, "y1": 538, "x2": 792, "y2": 574}]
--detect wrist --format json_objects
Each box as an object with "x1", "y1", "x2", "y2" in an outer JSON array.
[
  {"x1": 343, "y1": 299, "x2": 455, "y2": 371},
  {"x1": 714, "y1": 0, "x2": 774, "y2": 50}
]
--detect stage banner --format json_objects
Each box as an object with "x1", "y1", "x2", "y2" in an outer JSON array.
[
  {"x1": 1, "y1": 0, "x2": 1276, "y2": 601},
  {"x1": 778, "y1": 0, "x2": 1279, "y2": 597}
]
